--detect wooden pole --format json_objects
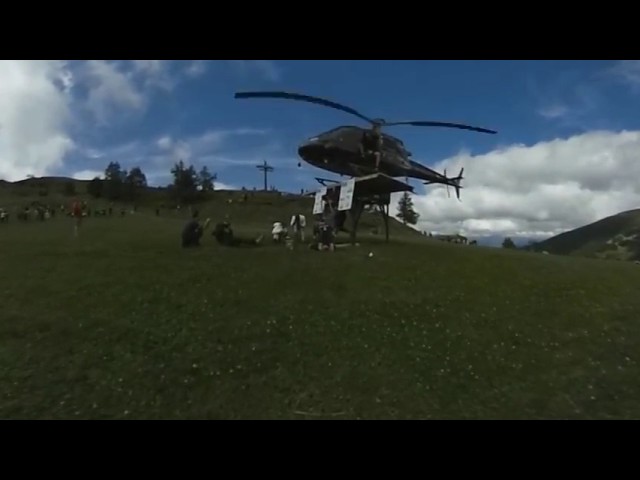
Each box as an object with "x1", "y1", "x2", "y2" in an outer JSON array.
[{"x1": 349, "y1": 200, "x2": 365, "y2": 245}]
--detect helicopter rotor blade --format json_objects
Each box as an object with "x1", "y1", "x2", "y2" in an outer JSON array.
[
  {"x1": 234, "y1": 91, "x2": 376, "y2": 124},
  {"x1": 383, "y1": 120, "x2": 497, "y2": 135}
]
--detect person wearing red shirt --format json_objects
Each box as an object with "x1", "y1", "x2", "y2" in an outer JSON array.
[{"x1": 71, "y1": 198, "x2": 83, "y2": 237}]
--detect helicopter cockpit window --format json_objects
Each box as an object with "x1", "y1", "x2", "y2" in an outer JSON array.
[
  {"x1": 385, "y1": 134, "x2": 404, "y2": 146},
  {"x1": 381, "y1": 135, "x2": 406, "y2": 154}
]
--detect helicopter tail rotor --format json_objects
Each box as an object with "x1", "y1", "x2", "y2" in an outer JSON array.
[
  {"x1": 430, "y1": 167, "x2": 463, "y2": 201},
  {"x1": 450, "y1": 167, "x2": 464, "y2": 201}
]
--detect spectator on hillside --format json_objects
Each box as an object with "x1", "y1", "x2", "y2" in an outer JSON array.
[
  {"x1": 213, "y1": 219, "x2": 263, "y2": 247},
  {"x1": 71, "y1": 198, "x2": 83, "y2": 237},
  {"x1": 181, "y1": 210, "x2": 210, "y2": 248}
]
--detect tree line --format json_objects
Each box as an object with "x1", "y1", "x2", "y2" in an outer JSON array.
[{"x1": 85, "y1": 160, "x2": 217, "y2": 204}]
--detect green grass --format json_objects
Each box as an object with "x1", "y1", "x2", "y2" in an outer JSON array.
[{"x1": 2, "y1": 206, "x2": 640, "y2": 419}]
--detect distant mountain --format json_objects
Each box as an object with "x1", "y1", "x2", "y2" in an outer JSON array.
[{"x1": 528, "y1": 209, "x2": 640, "y2": 261}]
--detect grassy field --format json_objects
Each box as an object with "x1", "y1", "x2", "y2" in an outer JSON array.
[{"x1": 2, "y1": 203, "x2": 640, "y2": 419}]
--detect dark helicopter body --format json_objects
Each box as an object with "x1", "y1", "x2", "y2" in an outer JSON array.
[
  {"x1": 234, "y1": 91, "x2": 496, "y2": 199},
  {"x1": 298, "y1": 125, "x2": 455, "y2": 184}
]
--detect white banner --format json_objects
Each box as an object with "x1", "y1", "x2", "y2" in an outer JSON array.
[
  {"x1": 313, "y1": 187, "x2": 327, "y2": 215},
  {"x1": 338, "y1": 179, "x2": 356, "y2": 211}
]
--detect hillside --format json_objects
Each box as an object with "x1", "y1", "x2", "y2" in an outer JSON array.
[
  {"x1": 0, "y1": 175, "x2": 423, "y2": 240},
  {"x1": 530, "y1": 209, "x2": 640, "y2": 261}
]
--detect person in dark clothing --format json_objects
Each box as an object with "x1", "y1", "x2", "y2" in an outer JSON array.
[
  {"x1": 316, "y1": 201, "x2": 337, "y2": 252},
  {"x1": 319, "y1": 221, "x2": 335, "y2": 251},
  {"x1": 311, "y1": 219, "x2": 335, "y2": 252},
  {"x1": 323, "y1": 196, "x2": 342, "y2": 231},
  {"x1": 212, "y1": 220, "x2": 263, "y2": 247},
  {"x1": 360, "y1": 123, "x2": 383, "y2": 171},
  {"x1": 334, "y1": 210, "x2": 347, "y2": 232},
  {"x1": 182, "y1": 210, "x2": 205, "y2": 248}
]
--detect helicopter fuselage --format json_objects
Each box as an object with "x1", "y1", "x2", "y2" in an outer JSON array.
[{"x1": 297, "y1": 125, "x2": 450, "y2": 184}]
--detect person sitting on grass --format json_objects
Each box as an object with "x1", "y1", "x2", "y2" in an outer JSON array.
[
  {"x1": 272, "y1": 221, "x2": 286, "y2": 243},
  {"x1": 182, "y1": 210, "x2": 209, "y2": 248},
  {"x1": 319, "y1": 220, "x2": 335, "y2": 252},
  {"x1": 212, "y1": 219, "x2": 263, "y2": 247},
  {"x1": 309, "y1": 219, "x2": 335, "y2": 252}
]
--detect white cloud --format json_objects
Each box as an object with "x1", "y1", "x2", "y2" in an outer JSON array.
[
  {"x1": 72, "y1": 169, "x2": 103, "y2": 180},
  {"x1": 538, "y1": 104, "x2": 568, "y2": 119},
  {"x1": 0, "y1": 60, "x2": 278, "y2": 184},
  {"x1": 608, "y1": 60, "x2": 640, "y2": 91},
  {"x1": 157, "y1": 136, "x2": 173, "y2": 150},
  {"x1": 215, "y1": 182, "x2": 237, "y2": 191},
  {"x1": 82, "y1": 60, "x2": 146, "y2": 124},
  {"x1": 131, "y1": 60, "x2": 174, "y2": 90},
  {"x1": 0, "y1": 60, "x2": 75, "y2": 181},
  {"x1": 103, "y1": 128, "x2": 275, "y2": 187},
  {"x1": 78, "y1": 60, "x2": 182, "y2": 125},
  {"x1": 229, "y1": 60, "x2": 281, "y2": 81},
  {"x1": 186, "y1": 60, "x2": 207, "y2": 78},
  {"x1": 402, "y1": 130, "x2": 640, "y2": 240},
  {"x1": 132, "y1": 60, "x2": 164, "y2": 75},
  {"x1": 149, "y1": 128, "x2": 270, "y2": 169}
]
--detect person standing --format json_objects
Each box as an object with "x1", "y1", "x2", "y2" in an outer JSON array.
[
  {"x1": 71, "y1": 198, "x2": 83, "y2": 237},
  {"x1": 290, "y1": 213, "x2": 307, "y2": 242}
]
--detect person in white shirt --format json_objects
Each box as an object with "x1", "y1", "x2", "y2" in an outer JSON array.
[
  {"x1": 290, "y1": 213, "x2": 307, "y2": 242},
  {"x1": 272, "y1": 221, "x2": 285, "y2": 243}
]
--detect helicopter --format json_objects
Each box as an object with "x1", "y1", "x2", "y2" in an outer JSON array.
[{"x1": 234, "y1": 91, "x2": 497, "y2": 200}]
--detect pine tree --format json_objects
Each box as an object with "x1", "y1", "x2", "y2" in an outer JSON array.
[
  {"x1": 502, "y1": 237, "x2": 516, "y2": 249},
  {"x1": 396, "y1": 192, "x2": 419, "y2": 225},
  {"x1": 198, "y1": 166, "x2": 217, "y2": 192}
]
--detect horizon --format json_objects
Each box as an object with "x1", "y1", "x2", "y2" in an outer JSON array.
[{"x1": 2, "y1": 173, "x2": 552, "y2": 247}]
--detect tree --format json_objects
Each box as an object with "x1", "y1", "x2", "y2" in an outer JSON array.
[
  {"x1": 198, "y1": 166, "x2": 217, "y2": 193},
  {"x1": 124, "y1": 166, "x2": 147, "y2": 201},
  {"x1": 502, "y1": 237, "x2": 517, "y2": 249},
  {"x1": 396, "y1": 192, "x2": 420, "y2": 225},
  {"x1": 87, "y1": 177, "x2": 104, "y2": 198},
  {"x1": 103, "y1": 161, "x2": 126, "y2": 200},
  {"x1": 170, "y1": 160, "x2": 199, "y2": 204}
]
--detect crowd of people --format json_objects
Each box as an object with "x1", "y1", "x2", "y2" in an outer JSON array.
[
  {"x1": 2, "y1": 192, "x2": 346, "y2": 252},
  {"x1": 181, "y1": 195, "x2": 344, "y2": 252}
]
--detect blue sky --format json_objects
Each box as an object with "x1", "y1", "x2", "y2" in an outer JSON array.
[
  {"x1": 50, "y1": 60, "x2": 640, "y2": 189},
  {"x1": 3, "y1": 60, "x2": 640, "y2": 239}
]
